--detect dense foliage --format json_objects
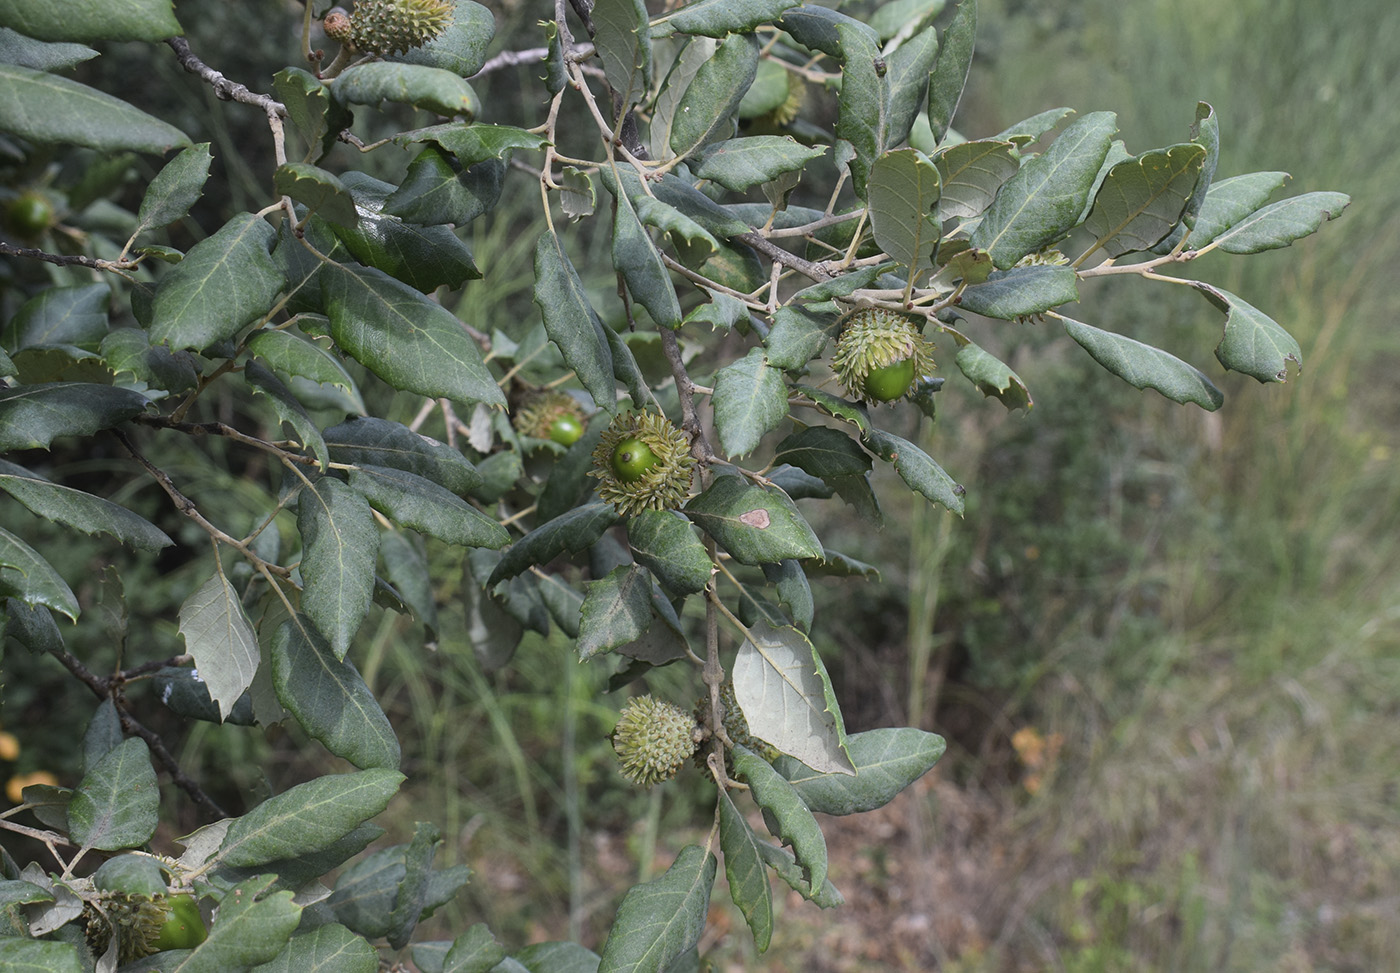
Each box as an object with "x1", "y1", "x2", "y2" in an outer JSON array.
[{"x1": 0, "y1": 0, "x2": 1346, "y2": 970}]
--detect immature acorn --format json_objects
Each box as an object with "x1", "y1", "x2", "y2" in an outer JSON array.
[
  {"x1": 831, "y1": 307, "x2": 936, "y2": 404},
  {"x1": 324, "y1": 0, "x2": 453, "y2": 56},
  {"x1": 611, "y1": 695, "x2": 701, "y2": 787},
  {"x1": 513, "y1": 391, "x2": 587, "y2": 446},
  {"x1": 589, "y1": 411, "x2": 695, "y2": 516}
]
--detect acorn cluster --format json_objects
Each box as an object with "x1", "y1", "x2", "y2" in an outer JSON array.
[
  {"x1": 513, "y1": 391, "x2": 587, "y2": 446},
  {"x1": 611, "y1": 695, "x2": 700, "y2": 787},
  {"x1": 589, "y1": 412, "x2": 695, "y2": 516},
  {"x1": 831, "y1": 308, "x2": 936, "y2": 404},
  {"x1": 323, "y1": 0, "x2": 453, "y2": 56}
]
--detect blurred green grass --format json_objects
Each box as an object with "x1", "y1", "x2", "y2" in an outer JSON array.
[{"x1": 899, "y1": 0, "x2": 1400, "y2": 969}]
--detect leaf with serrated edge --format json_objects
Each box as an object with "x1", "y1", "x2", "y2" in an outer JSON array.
[
  {"x1": 0, "y1": 62, "x2": 190, "y2": 153},
  {"x1": 178, "y1": 572, "x2": 259, "y2": 721},
  {"x1": 272, "y1": 617, "x2": 400, "y2": 770},
  {"x1": 135, "y1": 142, "x2": 213, "y2": 235},
  {"x1": 245, "y1": 360, "x2": 330, "y2": 470},
  {"x1": 1195, "y1": 283, "x2": 1303, "y2": 384},
  {"x1": 1060, "y1": 315, "x2": 1223, "y2": 409},
  {"x1": 297, "y1": 476, "x2": 378, "y2": 660},
  {"x1": 953, "y1": 340, "x2": 1032, "y2": 410},
  {"x1": 713, "y1": 347, "x2": 789, "y2": 458},
  {"x1": 754, "y1": 840, "x2": 844, "y2": 908},
  {"x1": 627, "y1": 509, "x2": 712, "y2": 596},
  {"x1": 693, "y1": 137, "x2": 826, "y2": 193},
  {"x1": 669, "y1": 32, "x2": 758, "y2": 162},
  {"x1": 0, "y1": 459, "x2": 171, "y2": 551},
  {"x1": 597, "y1": 845, "x2": 716, "y2": 973},
  {"x1": 733, "y1": 621, "x2": 854, "y2": 775},
  {"x1": 862, "y1": 427, "x2": 965, "y2": 515},
  {"x1": 653, "y1": 0, "x2": 801, "y2": 37},
  {"x1": 774, "y1": 727, "x2": 947, "y2": 815},
  {"x1": 958, "y1": 265, "x2": 1079, "y2": 320},
  {"x1": 1209, "y1": 191, "x2": 1350, "y2": 255},
  {"x1": 347, "y1": 465, "x2": 508, "y2": 549},
  {"x1": 971, "y1": 111, "x2": 1117, "y2": 269},
  {"x1": 926, "y1": 0, "x2": 976, "y2": 141},
  {"x1": 534, "y1": 232, "x2": 617, "y2": 410},
  {"x1": 1083, "y1": 143, "x2": 1205, "y2": 258},
  {"x1": 324, "y1": 417, "x2": 480, "y2": 495},
  {"x1": 441, "y1": 922, "x2": 506, "y2": 973},
  {"x1": 934, "y1": 139, "x2": 1018, "y2": 219},
  {"x1": 578, "y1": 565, "x2": 653, "y2": 660},
  {"x1": 323, "y1": 263, "x2": 505, "y2": 409},
  {"x1": 172, "y1": 874, "x2": 302, "y2": 973},
  {"x1": 149, "y1": 212, "x2": 285, "y2": 351},
  {"x1": 488, "y1": 502, "x2": 619, "y2": 586},
  {"x1": 869, "y1": 148, "x2": 942, "y2": 281},
  {"x1": 0, "y1": 383, "x2": 148, "y2": 452},
  {"x1": 69, "y1": 737, "x2": 157, "y2": 851},
  {"x1": 247, "y1": 329, "x2": 364, "y2": 410},
  {"x1": 1184, "y1": 171, "x2": 1289, "y2": 248},
  {"x1": 732, "y1": 747, "x2": 830, "y2": 891},
  {"x1": 684, "y1": 475, "x2": 821, "y2": 566},
  {"x1": 243, "y1": 923, "x2": 379, "y2": 973},
  {"x1": 717, "y1": 787, "x2": 773, "y2": 952},
  {"x1": 0, "y1": 525, "x2": 79, "y2": 620},
  {"x1": 593, "y1": 0, "x2": 650, "y2": 111},
  {"x1": 216, "y1": 768, "x2": 404, "y2": 868}
]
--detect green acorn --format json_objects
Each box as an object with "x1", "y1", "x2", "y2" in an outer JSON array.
[
  {"x1": 513, "y1": 391, "x2": 588, "y2": 446},
  {"x1": 611, "y1": 695, "x2": 700, "y2": 787},
  {"x1": 83, "y1": 893, "x2": 169, "y2": 963},
  {"x1": 830, "y1": 307, "x2": 936, "y2": 404},
  {"x1": 589, "y1": 412, "x2": 696, "y2": 516},
  {"x1": 694, "y1": 680, "x2": 778, "y2": 770},
  {"x1": 329, "y1": 0, "x2": 454, "y2": 56}
]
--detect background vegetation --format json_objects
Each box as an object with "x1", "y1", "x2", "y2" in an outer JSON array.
[{"x1": 2, "y1": 0, "x2": 1392, "y2": 969}]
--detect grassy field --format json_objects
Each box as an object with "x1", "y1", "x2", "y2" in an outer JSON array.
[{"x1": 896, "y1": 0, "x2": 1400, "y2": 969}]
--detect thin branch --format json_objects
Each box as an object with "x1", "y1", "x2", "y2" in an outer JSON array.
[
  {"x1": 118, "y1": 708, "x2": 229, "y2": 819},
  {"x1": 735, "y1": 231, "x2": 834, "y2": 282},
  {"x1": 657, "y1": 326, "x2": 716, "y2": 464},
  {"x1": 166, "y1": 37, "x2": 286, "y2": 118},
  {"x1": 41, "y1": 642, "x2": 229, "y2": 819},
  {"x1": 472, "y1": 46, "x2": 551, "y2": 77},
  {"x1": 115, "y1": 429, "x2": 293, "y2": 578},
  {"x1": 0, "y1": 242, "x2": 136, "y2": 273}
]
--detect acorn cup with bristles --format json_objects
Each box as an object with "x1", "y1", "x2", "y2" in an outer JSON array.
[
  {"x1": 513, "y1": 391, "x2": 587, "y2": 446},
  {"x1": 589, "y1": 411, "x2": 696, "y2": 517},
  {"x1": 83, "y1": 893, "x2": 169, "y2": 964},
  {"x1": 831, "y1": 307, "x2": 936, "y2": 405},
  {"x1": 323, "y1": 0, "x2": 453, "y2": 56},
  {"x1": 611, "y1": 695, "x2": 701, "y2": 787}
]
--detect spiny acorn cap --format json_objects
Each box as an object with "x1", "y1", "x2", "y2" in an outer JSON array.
[
  {"x1": 611, "y1": 695, "x2": 700, "y2": 787},
  {"x1": 341, "y1": 0, "x2": 453, "y2": 56},
  {"x1": 769, "y1": 76, "x2": 806, "y2": 127},
  {"x1": 694, "y1": 681, "x2": 779, "y2": 770},
  {"x1": 83, "y1": 893, "x2": 168, "y2": 964},
  {"x1": 513, "y1": 391, "x2": 586, "y2": 440},
  {"x1": 830, "y1": 307, "x2": 936, "y2": 404},
  {"x1": 589, "y1": 411, "x2": 696, "y2": 517}
]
